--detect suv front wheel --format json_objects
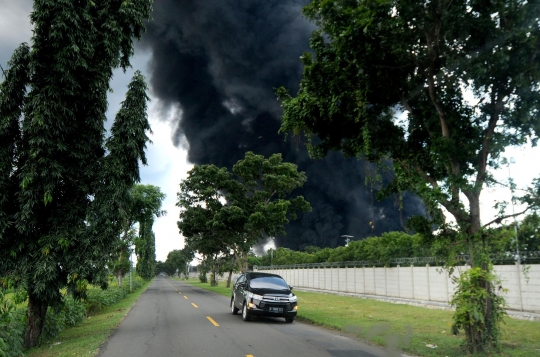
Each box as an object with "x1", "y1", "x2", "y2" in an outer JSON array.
[
  {"x1": 231, "y1": 298, "x2": 239, "y2": 315},
  {"x1": 242, "y1": 302, "x2": 251, "y2": 321}
]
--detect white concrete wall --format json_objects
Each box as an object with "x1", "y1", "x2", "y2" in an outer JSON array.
[{"x1": 254, "y1": 263, "x2": 540, "y2": 313}]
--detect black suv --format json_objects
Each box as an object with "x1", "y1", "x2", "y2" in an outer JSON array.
[{"x1": 230, "y1": 272, "x2": 297, "y2": 323}]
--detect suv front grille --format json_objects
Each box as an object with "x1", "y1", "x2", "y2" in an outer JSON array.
[{"x1": 262, "y1": 296, "x2": 290, "y2": 303}]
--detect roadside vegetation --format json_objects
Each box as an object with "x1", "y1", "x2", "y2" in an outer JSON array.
[
  {"x1": 183, "y1": 278, "x2": 540, "y2": 357},
  {"x1": 250, "y1": 226, "x2": 540, "y2": 268},
  {"x1": 0, "y1": 275, "x2": 149, "y2": 357}
]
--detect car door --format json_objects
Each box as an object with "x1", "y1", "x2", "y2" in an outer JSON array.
[{"x1": 233, "y1": 274, "x2": 246, "y2": 308}]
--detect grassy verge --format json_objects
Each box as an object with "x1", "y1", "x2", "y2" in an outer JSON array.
[
  {"x1": 183, "y1": 278, "x2": 540, "y2": 357},
  {"x1": 24, "y1": 279, "x2": 153, "y2": 357},
  {"x1": 178, "y1": 278, "x2": 231, "y2": 297}
]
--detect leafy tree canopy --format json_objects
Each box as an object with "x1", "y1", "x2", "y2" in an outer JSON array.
[
  {"x1": 277, "y1": 0, "x2": 540, "y2": 351},
  {"x1": 177, "y1": 152, "x2": 311, "y2": 271},
  {"x1": 155, "y1": 260, "x2": 175, "y2": 276},
  {"x1": 166, "y1": 248, "x2": 194, "y2": 276},
  {"x1": 131, "y1": 184, "x2": 166, "y2": 280},
  {"x1": 278, "y1": 0, "x2": 540, "y2": 240},
  {"x1": 0, "y1": 0, "x2": 152, "y2": 348}
]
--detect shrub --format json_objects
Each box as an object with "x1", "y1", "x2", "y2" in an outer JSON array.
[
  {"x1": 451, "y1": 266, "x2": 507, "y2": 354},
  {"x1": 120, "y1": 277, "x2": 143, "y2": 294},
  {"x1": 84, "y1": 275, "x2": 146, "y2": 316},
  {"x1": 43, "y1": 295, "x2": 86, "y2": 338},
  {"x1": 0, "y1": 290, "x2": 25, "y2": 357},
  {"x1": 84, "y1": 287, "x2": 126, "y2": 316}
]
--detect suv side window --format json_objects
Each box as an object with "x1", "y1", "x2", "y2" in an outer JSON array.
[{"x1": 235, "y1": 275, "x2": 246, "y2": 287}]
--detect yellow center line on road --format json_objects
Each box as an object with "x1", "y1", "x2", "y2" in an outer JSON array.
[
  {"x1": 206, "y1": 316, "x2": 219, "y2": 327},
  {"x1": 191, "y1": 303, "x2": 198, "y2": 308},
  {"x1": 184, "y1": 295, "x2": 188, "y2": 299},
  {"x1": 246, "y1": 355, "x2": 254, "y2": 357}
]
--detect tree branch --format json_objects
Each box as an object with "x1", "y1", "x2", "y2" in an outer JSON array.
[
  {"x1": 399, "y1": 94, "x2": 414, "y2": 115},
  {"x1": 414, "y1": 165, "x2": 439, "y2": 189},
  {"x1": 475, "y1": 94, "x2": 505, "y2": 187},
  {"x1": 482, "y1": 206, "x2": 531, "y2": 228}
]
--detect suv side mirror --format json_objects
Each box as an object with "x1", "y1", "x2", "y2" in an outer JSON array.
[{"x1": 289, "y1": 285, "x2": 293, "y2": 291}]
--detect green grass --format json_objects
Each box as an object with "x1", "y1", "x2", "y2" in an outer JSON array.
[
  {"x1": 24, "y1": 279, "x2": 153, "y2": 357},
  {"x1": 184, "y1": 278, "x2": 540, "y2": 357},
  {"x1": 179, "y1": 278, "x2": 232, "y2": 297}
]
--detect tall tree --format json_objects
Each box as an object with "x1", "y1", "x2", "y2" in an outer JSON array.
[
  {"x1": 177, "y1": 152, "x2": 311, "y2": 272},
  {"x1": 177, "y1": 164, "x2": 241, "y2": 284},
  {"x1": 278, "y1": 0, "x2": 540, "y2": 352},
  {"x1": 108, "y1": 184, "x2": 165, "y2": 285},
  {"x1": 0, "y1": 0, "x2": 152, "y2": 348},
  {"x1": 130, "y1": 184, "x2": 166, "y2": 280},
  {"x1": 166, "y1": 248, "x2": 194, "y2": 278},
  {"x1": 155, "y1": 260, "x2": 175, "y2": 276},
  {"x1": 231, "y1": 152, "x2": 312, "y2": 270},
  {"x1": 109, "y1": 228, "x2": 136, "y2": 287}
]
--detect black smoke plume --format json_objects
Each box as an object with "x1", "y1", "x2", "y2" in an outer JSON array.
[{"x1": 140, "y1": 0, "x2": 426, "y2": 250}]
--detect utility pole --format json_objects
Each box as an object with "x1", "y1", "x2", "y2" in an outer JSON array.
[
  {"x1": 341, "y1": 235, "x2": 353, "y2": 247},
  {"x1": 508, "y1": 158, "x2": 521, "y2": 264},
  {"x1": 129, "y1": 245, "x2": 133, "y2": 293}
]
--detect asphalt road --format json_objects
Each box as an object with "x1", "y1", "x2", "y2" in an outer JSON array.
[{"x1": 96, "y1": 277, "x2": 390, "y2": 357}]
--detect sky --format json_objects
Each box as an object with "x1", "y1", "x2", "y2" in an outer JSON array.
[{"x1": 1, "y1": 1, "x2": 539, "y2": 261}]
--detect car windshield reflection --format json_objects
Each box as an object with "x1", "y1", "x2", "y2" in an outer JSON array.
[{"x1": 250, "y1": 277, "x2": 289, "y2": 290}]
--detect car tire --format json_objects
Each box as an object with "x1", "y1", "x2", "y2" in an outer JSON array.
[
  {"x1": 285, "y1": 316, "x2": 294, "y2": 323},
  {"x1": 231, "y1": 298, "x2": 239, "y2": 315},
  {"x1": 242, "y1": 302, "x2": 251, "y2": 321}
]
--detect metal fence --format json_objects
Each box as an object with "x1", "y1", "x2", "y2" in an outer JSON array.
[{"x1": 254, "y1": 250, "x2": 540, "y2": 270}]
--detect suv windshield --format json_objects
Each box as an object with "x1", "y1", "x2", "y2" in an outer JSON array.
[{"x1": 250, "y1": 276, "x2": 289, "y2": 290}]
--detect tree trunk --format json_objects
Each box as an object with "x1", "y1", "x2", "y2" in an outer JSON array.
[
  {"x1": 226, "y1": 269, "x2": 233, "y2": 288},
  {"x1": 460, "y1": 192, "x2": 499, "y2": 353},
  {"x1": 210, "y1": 256, "x2": 218, "y2": 286},
  {"x1": 242, "y1": 251, "x2": 248, "y2": 272},
  {"x1": 24, "y1": 293, "x2": 48, "y2": 349},
  {"x1": 468, "y1": 195, "x2": 480, "y2": 234},
  {"x1": 117, "y1": 273, "x2": 123, "y2": 287},
  {"x1": 467, "y1": 191, "x2": 481, "y2": 266}
]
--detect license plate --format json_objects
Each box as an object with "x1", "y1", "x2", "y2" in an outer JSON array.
[{"x1": 269, "y1": 307, "x2": 283, "y2": 313}]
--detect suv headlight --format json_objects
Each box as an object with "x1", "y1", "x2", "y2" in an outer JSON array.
[
  {"x1": 248, "y1": 292, "x2": 263, "y2": 301},
  {"x1": 289, "y1": 295, "x2": 297, "y2": 303}
]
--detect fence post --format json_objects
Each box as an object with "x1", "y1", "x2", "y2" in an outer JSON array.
[
  {"x1": 345, "y1": 266, "x2": 348, "y2": 292},
  {"x1": 516, "y1": 262, "x2": 524, "y2": 311},
  {"x1": 354, "y1": 266, "x2": 357, "y2": 293},
  {"x1": 411, "y1": 264, "x2": 415, "y2": 300},
  {"x1": 397, "y1": 264, "x2": 401, "y2": 299},
  {"x1": 384, "y1": 266, "x2": 388, "y2": 297},
  {"x1": 445, "y1": 268, "x2": 449, "y2": 303},
  {"x1": 426, "y1": 264, "x2": 431, "y2": 301},
  {"x1": 373, "y1": 266, "x2": 376, "y2": 295},
  {"x1": 363, "y1": 265, "x2": 366, "y2": 294}
]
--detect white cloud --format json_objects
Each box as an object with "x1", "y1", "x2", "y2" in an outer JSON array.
[
  {"x1": 0, "y1": 1, "x2": 32, "y2": 67},
  {"x1": 480, "y1": 144, "x2": 540, "y2": 226},
  {"x1": 139, "y1": 103, "x2": 193, "y2": 261}
]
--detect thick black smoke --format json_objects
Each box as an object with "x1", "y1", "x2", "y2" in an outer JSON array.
[{"x1": 140, "y1": 0, "x2": 426, "y2": 250}]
